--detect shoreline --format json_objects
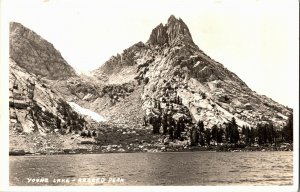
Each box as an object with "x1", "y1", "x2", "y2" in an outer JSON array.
[
  {"x1": 9, "y1": 131, "x2": 293, "y2": 156},
  {"x1": 9, "y1": 145, "x2": 293, "y2": 156}
]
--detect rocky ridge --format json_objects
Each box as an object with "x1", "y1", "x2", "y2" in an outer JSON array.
[{"x1": 9, "y1": 22, "x2": 77, "y2": 80}]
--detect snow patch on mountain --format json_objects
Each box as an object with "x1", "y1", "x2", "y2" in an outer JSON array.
[{"x1": 67, "y1": 102, "x2": 106, "y2": 122}]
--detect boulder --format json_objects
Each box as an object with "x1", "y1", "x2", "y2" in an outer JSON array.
[
  {"x1": 80, "y1": 141, "x2": 94, "y2": 145},
  {"x1": 12, "y1": 100, "x2": 29, "y2": 109},
  {"x1": 9, "y1": 149, "x2": 26, "y2": 156},
  {"x1": 244, "y1": 103, "x2": 253, "y2": 110}
]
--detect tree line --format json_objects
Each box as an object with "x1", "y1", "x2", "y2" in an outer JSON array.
[
  {"x1": 145, "y1": 112, "x2": 293, "y2": 147},
  {"x1": 191, "y1": 115, "x2": 293, "y2": 147}
]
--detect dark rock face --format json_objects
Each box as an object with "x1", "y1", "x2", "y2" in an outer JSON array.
[
  {"x1": 9, "y1": 22, "x2": 77, "y2": 80},
  {"x1": 148, "y1": 23, "x2": 168, "y2": 46},
  {"x1": 166, "y1": 15, "x2": 194, "y2": 46},
  {"x1": 147, "y1": 15, "x2": 195, "y2": 47}
]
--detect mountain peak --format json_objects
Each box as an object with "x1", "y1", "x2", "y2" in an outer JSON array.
[
  {"x1": 166, "y1": 15, "x2": 185, "y2": 26},
  {"x1": 10, "y1": 22, "x2": 22, "y2": 29},
  {"x1": 167, "y1": 14, "x2": 178, "y2": 23},
  {"x1": 9, "y1": 22, "x2": 77, "y2": 80},
  {"x1": 147, "y1": 15, "x2": 195, "y2": 47}
]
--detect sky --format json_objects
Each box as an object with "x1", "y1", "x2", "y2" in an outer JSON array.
[{"x1": 2, "y1": 0, "x2": 299, "y2": 108}]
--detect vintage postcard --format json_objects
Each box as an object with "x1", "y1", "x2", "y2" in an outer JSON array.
[{"x1": 0, "y1": 0, "x2": 299, "y2": 192}]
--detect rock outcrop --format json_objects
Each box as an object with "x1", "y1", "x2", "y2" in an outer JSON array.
[
  {"x1": 9, "y1": 59, "x2": 85, "y2": 134},
  {"x1": 147, "y1": 15, "x2": 196, "y2": 48}
]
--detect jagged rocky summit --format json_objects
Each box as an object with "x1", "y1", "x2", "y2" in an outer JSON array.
[{"x1": 92, "y1": 15, "x2": 292, "y2": 129}]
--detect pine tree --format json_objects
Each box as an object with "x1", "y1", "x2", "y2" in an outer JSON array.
[
  {"x1": 257, "y1": 123, "x2": 265, "y2": 145},
  {"x1": 205, "y1": 128, "x2": 211, "y2": 146},
  {"x1": 229, "y1": 117, "x2": 239, "y2": 145},
  {"x1": 232, "y1": 126, "x2": 239, "y2": 145},
  {"x1": 174, "y1": 96, "x2": 178, "y2": 104},
  {"x1": 154, "y1": 100, "x2": 157, "y2": 108},
  {"x1": 282, "y1": 114, "x2": 293, "y2": 143},
  {"x1": 92, "y1": 130, "x2": 97, "y2": 137},
  {"x1": 178, "y1": 97, "x2": 182, "y2": 105},
  {"x1": 217, "y1": 127, "x2": 224, "y2": 144},
  {"x1": 157, "y1": 115, "x2": 162, "y2": 130},
  {"x1": 180, "y1": 117, "x2": 186, "y2": 131},
  {"x1": 267, "y1": 122, "x2": 275, "y2": 144},
  {"x1": 242, "y1": 125, "x2": 246, "y2": 135},
  {"x1": 81, "y1": 130, "x2": 86, "y2": 137},
  {"x1": 174, "y1": 124, "x2": 179, "y2": 140},
  {"x1": 262, "y1": 124, "x2": 268, "y2": 144},
  {"x1": 162, "y1": 115, "x2": 168, "y2": 134},
  {"x1": 176, "y1": 121, "x2": 181, "y2": 139},
  {"x1": 87, "y1": 130, "x2": 92, "y2": 137},
  {"x1": 199, "y1": 133, "x2": 205, "y2": 146},
  {"x1": 143, "y1": 115, "x2": 147, "y2": 126},
  {"x1": 245, "y1": 126, "x2": 250, "y2": 146},
  {"x1": 56, "y1": 116, "x2": 61, "y2": 129},
  {"x1": 169, "y1": 125, "x2": 174, "y2": 141},
  {"x1": 197, "y1": 120, "x2": 204, "y2": 133},
  {"x1": 250, "y1": 127, "x2": 255, "y2": 145},
  {"x1": 211, "y1": 125, "x2": 218, "y2": 145},
  {"x1": 158, "y1": 102, "x2": 161, "y2": 111},
  {"x1": 190, "y1": 126, "x2": 199, "y2": 146},
  {"x1": 152, "y1": 116, "x2": 157, "y2": 134},
  {"x1": 225, "y1": 123, "x2": 231, "y2": 142}
]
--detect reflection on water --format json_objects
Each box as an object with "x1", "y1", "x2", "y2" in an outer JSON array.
[{"x1": 10, "y1": 151, "x2": 293, "y2": 186}]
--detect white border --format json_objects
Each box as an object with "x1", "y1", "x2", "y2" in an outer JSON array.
[
  {"x1": 0, "y1": 0, "x2": 299, "y2": 192},
  {"x1": 0, "y1": 0, "x2": 10, "y2": 190}
]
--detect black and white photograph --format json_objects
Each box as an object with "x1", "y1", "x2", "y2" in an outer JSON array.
[{"x1": 0, "y1": 0, "x2": 299, "y2": 191}]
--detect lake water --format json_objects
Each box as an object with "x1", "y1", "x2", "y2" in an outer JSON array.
[{"x1": 9, "y1": 151, "x2": 293, "y2": 186}]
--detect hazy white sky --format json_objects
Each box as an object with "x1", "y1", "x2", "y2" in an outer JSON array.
[{"x1": 3, "y1": 0, "x2": 299, "y2": 108}]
